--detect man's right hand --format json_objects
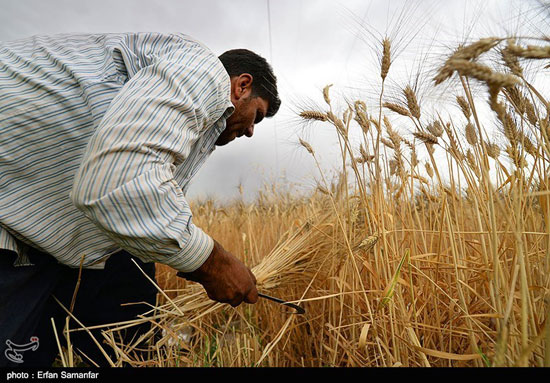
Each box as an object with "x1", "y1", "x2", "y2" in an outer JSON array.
[{"x1": 177, "y1": 240, "x2": 258, "y2": 307}]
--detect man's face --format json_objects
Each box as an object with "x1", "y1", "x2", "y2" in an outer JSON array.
[{"x1": 215, "y1": 74, "x2": 269, "y2": 146}]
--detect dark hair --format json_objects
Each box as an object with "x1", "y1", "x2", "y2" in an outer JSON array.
[{"x1": 219, "y1": 49, "x2": 281, "y2": 118}]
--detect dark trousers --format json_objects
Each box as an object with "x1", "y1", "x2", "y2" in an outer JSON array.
[{"x1": 0, "y1": 248, "x2": 158, "y2": 367}]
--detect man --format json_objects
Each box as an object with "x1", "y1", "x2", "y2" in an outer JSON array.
[{"x1": 0, "y1": 32, "x2": 280, "y2": 366}]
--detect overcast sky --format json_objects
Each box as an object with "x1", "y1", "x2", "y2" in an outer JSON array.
[{"x1": 1, "y1": 0, "x2": 543, "y2": 202}]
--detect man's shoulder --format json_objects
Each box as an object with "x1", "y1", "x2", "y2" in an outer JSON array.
[
  {"x1": 150, "y1": 33, "x2": 217, "y2": 59},
  {"x1": 117, "y1": 32, "x2": 220, "y2": 67}
]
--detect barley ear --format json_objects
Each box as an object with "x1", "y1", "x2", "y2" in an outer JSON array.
[
  {"x1": 381, "y1": 38, "x2": 391, "y2": 80},
  {"x1": 300, "y1": 110, "x2": 328, "y2": 122},
  {"x1": 299, "y1": 138, "x2": 315, "y2": 156},
  {"x1": 404, "y1": 86, "x2": 421, "y2": 119},
  {"x1": 456, "y1": 96, "x2": 471, "y2": 120},
  {"x1": 323, "y1": 84, "x2": 333, "y2": 105},
  {"x1": 465, "y1": 122, "x2": 478, "y2": 145}
]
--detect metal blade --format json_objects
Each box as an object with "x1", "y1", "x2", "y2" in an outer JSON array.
[{"x1": 258, "y1": 292, "x2": 305, "y2": 315}]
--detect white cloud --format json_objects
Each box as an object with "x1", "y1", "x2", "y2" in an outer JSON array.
[{"x1": 1, "y1": 0, "x2": 545, "y2": 201}]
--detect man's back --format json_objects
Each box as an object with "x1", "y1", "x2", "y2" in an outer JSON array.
[{"x1": 0, "y1": 33, "x2": 231, "y2": 269}]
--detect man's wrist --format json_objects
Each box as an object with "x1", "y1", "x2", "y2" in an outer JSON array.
[
  {"x1": 181, "y1": 240, "x2": 219, "y2": 283},
  {"x1": 170, "y1": 225, "x2": 214, "y2": 273}
]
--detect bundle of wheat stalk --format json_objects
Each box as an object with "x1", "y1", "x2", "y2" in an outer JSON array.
[{"x1": 69, "y1": 210, "x2": 337, "y2": 367}]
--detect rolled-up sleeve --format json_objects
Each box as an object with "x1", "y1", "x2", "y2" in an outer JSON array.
[{"x1": 71, "y1": 42, "x2": 230, "y2": 272}]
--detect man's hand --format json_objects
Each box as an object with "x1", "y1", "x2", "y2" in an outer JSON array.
[{"x1": 177, "y1": 240, "x2": 258, "y2": 307}]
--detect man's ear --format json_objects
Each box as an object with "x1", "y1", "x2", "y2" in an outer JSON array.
[{"x1": 231, "y1": 73, "x2": 253, "y2": 101}]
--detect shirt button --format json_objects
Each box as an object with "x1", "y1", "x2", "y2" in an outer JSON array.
[{"x1": 200, "y1": 146, "x2": 207, "y2": 153}]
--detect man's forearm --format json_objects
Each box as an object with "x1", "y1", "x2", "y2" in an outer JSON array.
[{"x1": 71, "y1": 162, "x2": 213, "y2": 272}]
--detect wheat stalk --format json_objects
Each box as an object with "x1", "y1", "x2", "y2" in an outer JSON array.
[
  {"x1": 465, "y1": 122, "x2": 478, "y2": 145},
  {"x1": 413, "y1": 131, "x2": 438, "y2": 145},
  {"x1": 435, "y1": 37, "x2": 502, "y2": 84},
  {"x1": 381, "y1": 38, "x2": 391, "y2": 80},
  {"x1": 384, "y1": 102, "x2": 411, "y2": 117},
  {"x1": 502, "y1": 40, "x2": 524, "y2": 76},
  {"x1": 507, "y1": 40, "x2": 550, "y2": 59},
  {"x1": 485, "y1": 141, "x2": 501, "y2": 159},
  {"x1": 426, "y1": 121, "x2": 444, "y2": 137},
  {"x1": 404, "y1": 86, "x2": 421, "y2": 119},
  {"x1": 323, "y1": 84, "x2": 333, "y2": 105},
  {"x1": 299, "y1": 138, "x2": 315, "y2": 156},
  {"x1": 446, "y1": 59, "x2": 520, "y2": 88},
  {"x1": 457, "y1": 96, "x2": 472, "y2": 120},
  {"x1": 300, "y1": 110, "x2": 328, "y2": 122}
]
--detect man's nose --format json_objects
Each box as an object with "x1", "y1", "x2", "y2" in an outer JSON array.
[{"x1": 245, "y1": 125, "x2": 254, "y2": 137}]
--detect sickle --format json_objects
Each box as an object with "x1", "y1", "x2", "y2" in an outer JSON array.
[{"x1": 258, "y1": 293, "x2": 305, "y2": 315}]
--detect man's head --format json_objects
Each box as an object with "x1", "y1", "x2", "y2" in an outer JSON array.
[{"x1": 216, "y1": 49, "x2": 280, "y2": 146}]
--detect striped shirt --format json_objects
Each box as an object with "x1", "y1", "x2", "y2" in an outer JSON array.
[{"x1": 0, "y1": 33, "x2": 234, "y2": 272}]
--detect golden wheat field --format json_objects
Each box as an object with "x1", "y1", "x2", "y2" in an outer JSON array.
[
  {"x1": 70, "y1": 36, "x2": 549, "y2": 368},
  {"x1": 54, "y1": 11, "x2": 550, "y2": 368}
]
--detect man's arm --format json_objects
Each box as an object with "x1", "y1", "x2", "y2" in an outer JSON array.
[
  {"x1": 179, "y1": 240, "x2": 258, "y2": 306},
  {"x1": 71, "y1": 41, "x2": 257, "y2": 305}
]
